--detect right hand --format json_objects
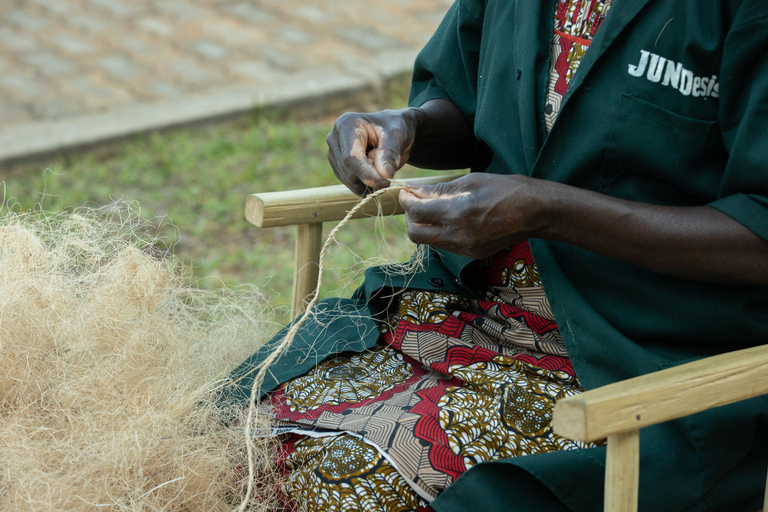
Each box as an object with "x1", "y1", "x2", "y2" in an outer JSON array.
[{"x1": 326, "y1": 109, "x2": 417, "y2": 196}]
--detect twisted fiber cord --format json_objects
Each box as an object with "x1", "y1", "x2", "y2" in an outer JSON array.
[{"x1": 237, "y1": 185, "x2": 409, "y2": 511}]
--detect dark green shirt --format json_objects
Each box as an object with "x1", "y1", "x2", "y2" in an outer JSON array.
[
  {"x1": 409, "y1": 0, "x2": 768, "y2": 510},
  {"x1": 226, "y1": 1, "x2": 768, "y2": 510}
]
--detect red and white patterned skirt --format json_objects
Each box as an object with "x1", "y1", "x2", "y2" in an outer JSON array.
[{"x1": 268, "y1": 243, "x2": 602, "y2": 511}]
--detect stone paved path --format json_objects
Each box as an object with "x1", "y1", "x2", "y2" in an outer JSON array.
[{"x1": 0, "y1": 0, "x2": 451, "y2": 163}]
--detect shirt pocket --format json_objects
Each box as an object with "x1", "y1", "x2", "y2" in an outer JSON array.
[{"x1": 601, "y1": 93, "x2": 726, "y2": 206}]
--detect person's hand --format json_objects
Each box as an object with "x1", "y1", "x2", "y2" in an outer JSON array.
[
  {"x1": 403, "y1": 171, "x2": 768, "y2": 284},
  {"x1": 326, "y1": 109, "x2": 417, "y2": 196},
  {"x1": 399, "y1": 173, "x2": 547, "y2": 259}
]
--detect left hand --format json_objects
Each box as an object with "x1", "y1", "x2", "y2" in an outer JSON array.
[{"x1": 399, "y1": 173, "x2": 546, "y2": 259}]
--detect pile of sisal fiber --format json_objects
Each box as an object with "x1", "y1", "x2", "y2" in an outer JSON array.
[{"x1": 0, "y1": 202, "x2": 280, "y2": 511}]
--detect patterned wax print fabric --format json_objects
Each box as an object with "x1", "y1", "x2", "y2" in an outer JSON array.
[
  {"x1": 272, "y1": 1, "x2": 615, "y2": 510},
  {"x1": 545, "y1": 0, "x2": 614, "y2": 132},
  {"x1": 271, "y1": 245, "x2": 602, "y2": 511}
]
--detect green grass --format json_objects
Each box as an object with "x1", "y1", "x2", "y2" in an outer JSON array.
[{"x1": 2, "y1": 77, "x2": 434, "y2": 321}]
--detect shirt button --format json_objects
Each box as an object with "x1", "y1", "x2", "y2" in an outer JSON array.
[
  {"x1": 544, "y1": 103, "x2": 554, "y2": 115},
  {"x1": 429, "y1": 278, "x2": 444, "y2": 287}
]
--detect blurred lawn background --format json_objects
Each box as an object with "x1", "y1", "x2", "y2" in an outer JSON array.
[{"x1": 2, "y1": 76, "x2": 437, "y2": 325}]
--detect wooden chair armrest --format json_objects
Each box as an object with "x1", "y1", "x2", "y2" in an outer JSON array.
[
  {"x1": 554, "y1": 344, "x2": 768, "y2": 512},
  {"x1": 245, "y1": 174, "x2": 466, "y2": 228},
  {"x1": 553, "y1": 344, "x2": 768, "y2": 442}
]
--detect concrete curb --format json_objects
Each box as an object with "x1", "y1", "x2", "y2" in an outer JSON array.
[{"x1": 0, "y1": 49, "x2": 419, "y2": 168}]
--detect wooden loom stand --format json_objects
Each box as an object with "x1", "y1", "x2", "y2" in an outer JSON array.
[{"x1": 245, "y1": 174, "x2": 768, "y2": 511}]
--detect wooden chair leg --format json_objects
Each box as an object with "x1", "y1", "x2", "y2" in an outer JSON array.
[
  {"x1": 291, "y1": 223, "x2": 323, "y2": 319},
  {"x1": 605, "y1": 430, "x2": 640, "y2": 512}
]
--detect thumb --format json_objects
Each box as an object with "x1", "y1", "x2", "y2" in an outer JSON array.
[
  {"x1": 401, "y1": 182, "x2": 440, "y2": 199},
  {"x1": 371, "y1": 133, "x2": 406, "y2": 180}
]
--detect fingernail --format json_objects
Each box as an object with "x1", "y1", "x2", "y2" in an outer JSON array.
[{"x1": 382, "y1": 161, "x2": 396, "y2": 179}]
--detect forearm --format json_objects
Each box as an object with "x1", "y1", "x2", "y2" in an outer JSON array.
[
  {"x1": 406, "y1": 99, "x2": 476, "y2": 170},
  {"x1": 538, "y1": 179, "x2": 768, "y2": 285}
]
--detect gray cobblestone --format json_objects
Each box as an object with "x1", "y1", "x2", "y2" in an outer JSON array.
[
  {"x1": 22, "y1": 52, "x2": 77, "y2": 77},
  {"x1": 361, "y1": 6, "x2": 400, "y2": 25},
  {"x1": 115, "y1": 35, "x2": 159, "y2": 56},
  {"x1": 166, "y1": 58, "x2": 222, "y2": 88},
  {"x1": 293, "y1": 6, "x2": 336, "y2": 23},
  {"x1": 145, "y1": 81, "x2": 184, "y2": 98},
  {"x1": 68, "y1": 14, "x2": 115, "y2": 33},
  {"x1": 137, "y1": 18, "x2": 176, "y2": 38},
  {"x1": 274, "y1": 28, "x2": 314, "y2": 45},
  {"x1": 27, "y1": 98, "x2": 86, "y2": 120},
  {"x1": 223, "y1": 3, "x2": 275, "y2": 24},
  {"x1": 50, "y1": 34, "x2": 98, "y2": 55},
  {"x1": 29, "y1": 0, "x2": 77, "y2": 16},
  {"x1": 0, "y1": 75, "x2": 47, "y2": 100},
  {"x1": 257, "y1": 48, "x2": 302, "y2": 71},
  {"x1": 338, "y1": 27, "x2": 402, "y2": 52},
  {"x1": 6, "y1": 10, "x2": 51, "y2": 31},
  {"x1": 199, "y1": 20, "x2": 265, "y2": 45},
  {"x1": 156, "y1": 0, "x2": 210, "y2": 19},
  {"x1": 0, "y1": 28, "x2": 38, "y2": 52},
  {"x1": 188, "y1": 40, "x2": 230, "y2": 60},
  {"x1": 229, "y1": 61, "x2": 289, "y2": 82},
  {"x1": 61, "y1": 76, "x2": 130, "y2": 108},
  {"x1": 97, "y1": 55, "x2": 146, "y2": 81},
  {"x1": 419, "y1": 10, "x2": 450, "y2": 25},
  {"x1": 89, "y1": 0, "x2": 143, "y2": 17}
]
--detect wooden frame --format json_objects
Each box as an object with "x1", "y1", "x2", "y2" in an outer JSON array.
[{"x1": 245, "y1": 178, "x2": 768, "y2": 511}]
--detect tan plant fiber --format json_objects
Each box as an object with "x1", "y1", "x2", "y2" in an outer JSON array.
[{"x1": 0, "y1": 202, "x2": 280, "y2": 511}]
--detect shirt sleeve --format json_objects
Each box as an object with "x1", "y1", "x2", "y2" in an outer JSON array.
[
  {"x1": 708, "y1": 7, "x2": 768, "y2": 242},
  {"x1": 408, "y1": 0, "x2": 485, "y2": 126}
]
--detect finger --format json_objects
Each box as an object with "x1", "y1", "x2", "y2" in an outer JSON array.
[
  {"x1": 404, "y1": 215, "x2": 450, "y2": 247},
  {"x1": 406, "y1": 180, "x2": 467, "y2": 200},
  {"x1": 400, "y1": 188, "x2": 447, "y2": 224},
  {"x1": 328, "y1": 123, "x2": 371, "y2": 195},
  {"x1": 398, "y1": 183, "x2": 441, "y2": 203},
  {"x1": 371, "y1": 129, "x2": 405, "y2": 180},
  {"x1": 398, "y1": 188, "x2": 421, "y2": 211},
  {"x1": 338, "y1": 122, "x2": 390, "y2": 189},
  {"x1": 344, "y1": 153, "x2": 390, "y2": 190},
  {"x1": 328, "y1": 149, "x2": 367, "y2": 196},
  {"x1": 327, "y1": 127, "x2": 347, "y2": 181},
  {"x1": 369, "y1": 148, "x2": 397, "y2": 180},
  {"x1": 399, "y1": 187, "x2": 453, "y2": 225},
  {"x1": 325, "y1": 126, "x2": 339, "y2": 156}
]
